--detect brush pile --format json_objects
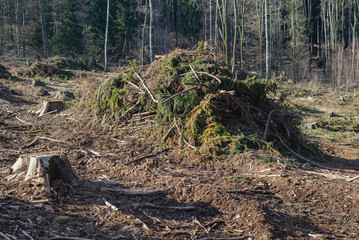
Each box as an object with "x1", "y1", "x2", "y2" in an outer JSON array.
[
  {"x1": 85, "y1": 47, "x2": 302, "y2": 157},
  {"x1": 25, "y1": 61, "x2": 74, "y2": 79}
]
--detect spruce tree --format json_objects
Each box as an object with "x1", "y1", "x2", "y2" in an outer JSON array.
[
  {"x1": 89, "y1": 0, "x2": 117, "y2": 55},
  {"x1": 89, "y1": 0, "x2": 137, "y2": 59},
  {"x1": 179, "y1": 0, "x2": 201, "y2": 42},
  {"x1": 51, "y1": 0, "x2": 83, "y2": 55}
]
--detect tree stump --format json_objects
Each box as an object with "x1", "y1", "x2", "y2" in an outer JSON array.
[
  {"x1": 8, "y1": 154, "x2": 86, "y2": 197},
  {"x1": 36, "y1": 100, "x2": 65, "y2": 116}
]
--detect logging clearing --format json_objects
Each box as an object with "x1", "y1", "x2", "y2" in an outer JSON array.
[{"x1": 0, "y1": 49, "x2": 359, "y2": 239}]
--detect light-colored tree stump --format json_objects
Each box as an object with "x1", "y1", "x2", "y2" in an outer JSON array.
[
  {"x1": 36, "y1": 100, "x2": 65, "y2": 116},
  {"x1": 8, "y1": 154, "x2": 85, "y2": 196}
]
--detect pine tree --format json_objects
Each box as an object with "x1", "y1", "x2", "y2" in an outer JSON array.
[{"x1": 51, "y1": 0, "x2": 83, "y2": 55}]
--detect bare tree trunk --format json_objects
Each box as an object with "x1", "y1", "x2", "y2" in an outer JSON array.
[
  {"x1": 255, "y1": 1, "x2": 263, "y2": 76},
  {"x1": 39, "y1": 0, "x2": 49, "y2": 59},
  {"x1": 204, "y1": 0, "x2": 207, "y2": 42},
  {"x1": 210, "y1": 0, "x2": 212, "y2": 45},
  {"x1": 0, "y1": 0, "x2": 3, "y2": 55},
  {"x1": 215, "y1": 0, "x2": 218, "y2": 48},
  {"x1": 232, "y1": 0, "x2": 237, "y2": 72},
  {"x1": 349, "y1": 1, "x2": 357, "y2": 92},
  {"x1": 104, "y1": 0, "x2": 110, "y2": 72},
  {"x1": 265, "y1": 0, "x2": 269, "y2": 79},
  {"x1": 22, "y1": 3, "x2": 26, "y2": 58},
  {"x1": 15, "y1": 0, "x2": 20, "y2": 56},
  {"x1": 141, "y1": 0, "x2": 148, "y2": 65},
  {"x1": 149, "y1": 0, "x2": 153, "y2": 62},
  {"x1": 292, "y1": 0, "x2": 296, "y2": 81},
  {"x1": 223, "y1": 0, "x2": 229, "y2": 65}
]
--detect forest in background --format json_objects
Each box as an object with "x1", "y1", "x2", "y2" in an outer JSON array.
[{"x1": 1, "y1": 0, "x2": 359, "y2": 89}]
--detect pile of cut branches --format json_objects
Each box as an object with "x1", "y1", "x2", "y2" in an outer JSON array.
[
  {"x1": 24, "y1": 61, "x2": 74, "y2": 79},
  {"x1": 84, "y1": 47, "x2": 302, "y2": 157}
]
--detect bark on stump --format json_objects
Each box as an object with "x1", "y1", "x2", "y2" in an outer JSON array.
[{"x1": 8, "y1": 154, "x2": 85, "y2": 197}]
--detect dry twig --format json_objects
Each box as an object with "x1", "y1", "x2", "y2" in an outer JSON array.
[
  {"x1": 161, "y1": 87, "x2": 198, "y2": 104},
  {"x1": 134, "y1": 72, "x2": 158, "y2": 103},
  {"x1": 347, "y1": 175, "x2": 359, "y2": 182},
  {"x1": 274, "y1": 127, "x2": 337, "y2": 170},
  {"x1": 47, "y1": 238, "x2": 92, "y2": 240},
  {"x1": 196, "y1": 71, "x2": 222, "y2": 84},
  {"x1": 0, "y1": 232, "x2": 10, "y2": 240},
  {"x1": 15, "y1": 116, "x2": 34, "y2": 126},
  {"x1": 132, "y1": 203, "x2": 196, "y2": 211},
  {"x1": 104, "y1": 199, "x2": 119, "y2": 211},
  {"x1": 20, "y1": 229, "x2": 34, "y2": 240},
  {"x1": 100, "y1": 187, "x2": 167, "y2": 196},
  {"x1": 174, "y1": 119, "x2": 197, "y2": 150},
  {"x1": 263, "y1": 109, "x2": 277, "y2": 140},
  {"x1": 189, "y1": 64, "x2": 202, "y2": 83}
]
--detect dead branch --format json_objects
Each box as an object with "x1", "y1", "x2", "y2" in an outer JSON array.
[
  {"x1": 132, "y1": 111, "x2": 156, "y2": 117},
  {"x1": 174, "y1": 119, "x2": 197, "y2": 150},
  {"x1": 292, "y1": 166, "x2": 349, "y2": 180},
  {"x1": 194, "y1": 219, "x2": 209, "y2": 234},
  {"x1": 15, "y1": 116, "x2": 34, "y2": 126},
  {"x1": 181, "y1": 71, "x2": 222, "y2": 84},
  {"x1": 162, "y1": 123, "x2": 175, "y2": 141},
  {"x1": 35, "y1": 136, "x2": 110, "y2": 158},
  {"x1": 274, "y1": 127, "x2": 337, "y2": 170},
  {"x1": 100, "y1": 187, "x2": 167, "y2": 196},
  {"x1": 21, "y1": 138, "x2": 39, "y2": 149},
  {"x1": 347, "y1": 175, "x2": 359, "y2": 182},
  {"x1": 0, "y1": 232, "x2": 10, "y2": 240},
  {"x1": 37, "y1": 110, "x2": 57, "y2": 118},
  {"x1": 104, "y1": 199, "x2": 119, "y2": 211},
  {"x1": 126, "y1": 148, "x2": 171, "y2": 165},
  {"x1": 161, "y1": 86, "x2": 198, "y2": 104},
  {"x1": 47, "y1": 238, "x2": 92, "y2": 240},
  {"x1": 132, "y1": 203, "x2": 196, "y2": 211},
  {"x1": 20, "y1": 229, "x2": 34, "y2": 240},
  {"x1": 263, "y1": 109, "x2": 277, "y2": 140},
  {"x1": 126, "y1": 80, "x2": 145, "y2": 94},
  {"x1": 134, "y1": 72, "x2": 158, "y2": 103},
  {"x1": 189, "y1": 64, "x2": 202, "y2": 83},
  {"x1": 111, "y1": 138, "x2": 128, "y2": 144},
  {"x1": 37, "y1": 136, "x2": 66, "y2": 144},
  {"x1": 197, "y1": 71, "x2": 222, "y2": 84}
]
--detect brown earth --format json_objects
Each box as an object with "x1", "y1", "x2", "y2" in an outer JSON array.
[{"x1": 1, "y1": 72, "x2": 359, "y2": 240}]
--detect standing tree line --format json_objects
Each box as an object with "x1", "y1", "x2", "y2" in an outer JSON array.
[{"x1": 1, "y1": 0, "x2": 359, "y2": 86}]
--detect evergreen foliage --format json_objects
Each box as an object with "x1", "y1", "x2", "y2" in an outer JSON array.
[
  {"x1": 30, "y1": 0, "x2": 54, "y2": 52},
  {"x1": 89, "y1": 0, "x2": 137, "y2": 59},
  {"x1": 51, "y1": 0, "x2": 83, "y2": 54},
  {"x1": 85, "y1": 48, "x2": 301, "y2": 157},
  {"x1": 179, "y1": 0, "x2": 201, "y2": 42}
]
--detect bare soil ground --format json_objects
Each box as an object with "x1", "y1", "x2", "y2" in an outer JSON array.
[{"x1": 1, "y1": 70, "x2": 359, "y2": 240}]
